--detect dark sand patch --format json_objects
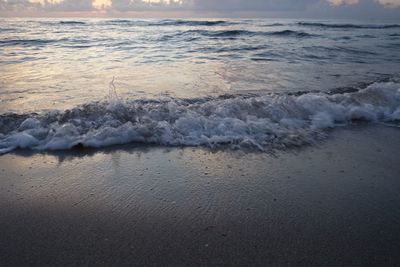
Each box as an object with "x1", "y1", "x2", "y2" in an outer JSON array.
[{"x1": 0, "y1": 125, "x2": 400, "y2": 266}]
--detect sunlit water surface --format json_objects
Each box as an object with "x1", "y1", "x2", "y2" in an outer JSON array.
[{"x1": 1, "y1": 18, "x2": 400, "y2": 111}]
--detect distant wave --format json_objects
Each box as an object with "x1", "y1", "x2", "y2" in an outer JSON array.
[
  {"x1": 0, "y1": 38, "x2": 57, "y2": 47},
  {"x1": 161, "y1": 20, "x2": 232, "y2": 26},
  {"x1": 59, "y1": 21, "x2": 86, "y2": 25},
  {"x1": 298, "y1": 22, "x2": 400, "y2": 29},
  {"x1": 103, "y1": 19, "x2": 234, "y2": 27},
  {"x1": 1, "y1": 81, "x2": 399, "y2": 154},
  {"x1": 268, "y1": 30, "x2": 315, "y2": 37},
  {"x1": 183, "y1": 29, "x2": 316, "y2": 38},
  {"x1": 356, "y1": 34, "x2": 377, "y2": 39},
  {"x1": 304, "y1": 45, "x2": 378, "y2": 56},
  {"x1": 0, "y1": 27, "x2": 16, "y2": 32},
  {"x1": 195, "y1": 29, "x2": 254, "y2": 37},
  {"x1": 263, "y1": 23, "x2": 286, "y2": 27},
  {"x1": 37, "y1": 21, "x2": 87, "y2": 26}
]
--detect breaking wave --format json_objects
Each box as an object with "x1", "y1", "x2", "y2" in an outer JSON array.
[{"x1": 1, "y1": 81, "x2": 399, "y2": 154}]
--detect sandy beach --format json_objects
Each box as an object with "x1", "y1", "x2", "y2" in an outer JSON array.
[{"x1": 0, "y1": 124, "x2": 399, "y2": 266}]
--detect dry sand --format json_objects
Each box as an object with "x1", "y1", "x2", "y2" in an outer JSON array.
[{"x1": 0, "y1": 125, "x2": 400, "y2": 266}]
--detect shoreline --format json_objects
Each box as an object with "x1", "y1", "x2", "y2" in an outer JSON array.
[{"x1": 1, "y1": 125, "x2": 400, "y2": 266}]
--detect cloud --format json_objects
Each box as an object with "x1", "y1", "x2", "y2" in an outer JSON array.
[
  {"x1": 376, "y1": 0, "x2": 400, "y2": 7},
  {"x1": 190, "y1": 0, "x2": 318, "y2": 11},
  {"x1": 0, "y1": 0, "x2": 39, "y2": 11},
  {"x1": 328, "y1": 0, "x2": 400, "y2": 7},
  {"x1": 0, "y1": 0, "x2": 399, "y2": 15},
  {"x1": 0, "y1": 0, "x2": 326, "y2": 12},
  {"x1": 93, "y1": 0, "x2": 111, "y2": 9},
  {"x1": 29, "y1": 0, "x2": 62, "y2": 5},
  {"x1": 0, "y1": 0, "x2": 93, "y2": 11},
  {"x1": 44, "y1": 0, "x2": 93, "y2": 11},
  {"x1": 328, "y1": 0, "x2": 359, "y2": 6},
  {"x1": 111, "y1": 0, "x2": 186, "y2": 11}
]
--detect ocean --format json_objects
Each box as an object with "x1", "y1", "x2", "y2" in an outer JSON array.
[{"x1": 1, "y1": 18, "x2": 400, "y2": 153}]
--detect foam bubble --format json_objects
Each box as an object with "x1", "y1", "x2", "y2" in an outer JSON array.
[{"x1": 0, "y1": 81, "x2": 399, "y2": 154}]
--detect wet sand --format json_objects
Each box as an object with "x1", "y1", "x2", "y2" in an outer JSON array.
[{"x1": 1, "y1": 125, "x2": 400, "y2": 266}]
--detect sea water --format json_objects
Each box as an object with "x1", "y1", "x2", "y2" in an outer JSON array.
[{"x1": 0, "y1": 18, "x2": 399, "y2": 152}]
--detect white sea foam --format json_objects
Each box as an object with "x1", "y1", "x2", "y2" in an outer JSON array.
[{"x1": 0, "y1": 81, "x2": 399, "y2": 154}]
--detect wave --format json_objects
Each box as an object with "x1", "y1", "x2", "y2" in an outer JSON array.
[
  {"x1": 356, "y1": 34, "x2": 377, "y2": 39},
  {"x1": 268, "y1": 30, "x2": 314, "y2": 37},
  {"x1": 161, "y1": 20, "x2": 232, "y2": 26},
  {"x1": 0, "y1": 27, "x2": 16, "y2": 32},
  {"x1": 298, "y1": 22, "x2": 400, "y2": 29},
  {"x1": 183, "y1": 29, "x2": 315, "y2": 38},
  {"x1": 0, "y1": 38, "x2": 57, "y2": 47},
  {"x1": 36, "y1": 21, "x2": 87, "y2": 26},
  {"x1": 263, "y1": 23, "x2": 286, "y2": 27},
  {"x1": 1, "y1": 81, "x2": 399, "y2": 154},
  {"x1": 195, "y1": 29, "x2": 254, "y2": 37},
  {"x1": 102, "y1": 19, "x2": 233, "y2": 27},
  {"x1": 304, "y1": 45, "x2": 378, "y2": 56},
  {"x1": 59, "y1": 21, "x2": 86, "y2": 25}
]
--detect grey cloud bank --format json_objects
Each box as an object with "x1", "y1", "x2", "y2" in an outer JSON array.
[{"x1": 0, "y1": 0, "x2": 399, "y2": 18}]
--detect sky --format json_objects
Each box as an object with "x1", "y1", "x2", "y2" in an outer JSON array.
[{"x1": 0, "y1": 0, "x2": 400, "y2": 18}]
